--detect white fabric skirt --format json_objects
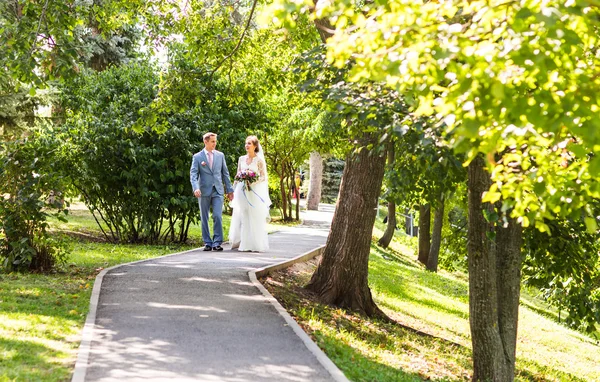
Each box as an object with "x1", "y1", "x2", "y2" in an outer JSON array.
[{"x1": 229, "y1": 182, "x2": 270, "y2": 252}]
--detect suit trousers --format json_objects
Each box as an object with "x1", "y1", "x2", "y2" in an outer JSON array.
[{"x1": 199, "y1": 188, "x2": 224, "y2": 247}]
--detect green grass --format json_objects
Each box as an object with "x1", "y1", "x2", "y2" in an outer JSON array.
[
  {"x1": 6, "y1": 201, "x2": 597, "y2": 381},
  {"x1": 261, "y1": 221, "x2": 600, "y2": 382},
  {"x1": 1, "y1": 200, "x2": 294, "y2": 381}
]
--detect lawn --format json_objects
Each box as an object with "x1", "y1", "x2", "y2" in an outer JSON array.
[
  {"x1": 260, "y1": 219, "x2": 600, "y2": 381},
  {"x1": 0, "y1": 200, "x2": 298, "y2": 381},
  {"x1": 3, "y1": 201, "x2": 597, "y2": 381}
]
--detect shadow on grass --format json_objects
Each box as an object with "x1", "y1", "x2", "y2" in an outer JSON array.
[
  {"x1": 315, "y1": 333, "x2": 427, "y2": 382},
  {"x1": 369, "y1": 250, "x2": 469, "y2": 320},
  {"x1": 0, "y1": 337, "x2": 71, "y2": 381},
  {"x1": 263, "y1": 269, "x2": 473, "y2": 381},
  {"x1": 516, "y1": 359, "x2": 589, "y2": 382},
  {"x1": 0, "y1": 272, "x2": 89, "y2": 323},
  {"x1": 372, "y1": 244, "x2": 420, "y2": 270}
]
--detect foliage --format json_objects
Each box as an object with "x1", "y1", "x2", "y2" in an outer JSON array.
[
  {"x1": 57, "y1": 62, "x2": 224, "y2": 243},
  {"x1": 385, "y1": 121, "x2": 466, "y2": 210},
  {"x1": 0, "y1": 131, "x2": 68, "y2": 271},
  {"x1": 57, "y1": 46, "x2": 265, "y2": 242},
  {"x1": 0, "y1": 0, "x2": 156, "y2": 88},
  {"x1": 264, "y1": 105, "x2": 319, "y2": 220},
  {"x1": 78, "y1": 22, "x2": 141, "y2": 72},
  {"x1": 320, "y1": 157, "x2": 344, "y2": 203},
  {"x1": 439, "y1": 190, "x2": 469, "y2": 272},
  {"x1": 523, "y1": 214, "x2": 600, "y2": 333},
  {"x1": 0, "y1": 77, "x2": 41, "y2": 138},
  {"x1": 267, "y1": 0, "x2": 600, "y2": 231}
]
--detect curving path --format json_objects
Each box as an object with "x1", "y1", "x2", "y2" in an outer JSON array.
[{"x1": 72, "y1": 204, "x2": 345, "y2": 382}]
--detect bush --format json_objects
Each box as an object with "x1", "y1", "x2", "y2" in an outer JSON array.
[
  {"x1": 57, "y1": 61, "x2": 260, "y2": 243},
  {"x1": 0, "y1": 135, "x2": 68, "y2": 272}
]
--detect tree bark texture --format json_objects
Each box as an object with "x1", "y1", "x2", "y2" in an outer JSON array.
[
  {"x1": 307, "y1": 151, "x2": 323, "y2": 210},
  {"x1": 313, "y1": 10, "x2": 334, "y2": 43},
  {"x1": 495, "y1": 215, "x2": 523, "y2": 379},
  {"x1": 295, "y1": 185, "x2": 300, "y2": 220},
  {"x1": 306, "y1": 145, "x2": 386, "y2": 316},
  {"x1": 427, "y1": 198, "x2": 444, "y2": 272},
  {"x1": 378, "y1": 201, "x2": 396, "y2": 248},
  {"x1": 378, "y1": 144, "x2": 396, "y2": 248},
  {"x1": 468, "y1": 156, "x2": 523, "y2": 382},
  {"x1": 418, "y1": 204, "x2": 431, "y2": 265}
]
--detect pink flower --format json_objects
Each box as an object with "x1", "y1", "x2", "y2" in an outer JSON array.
[{"x1": 201, "y1": 161, "x2": 207, "y2": 166}]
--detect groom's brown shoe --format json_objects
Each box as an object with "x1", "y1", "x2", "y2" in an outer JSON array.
[
  {"x1": 203, "y1": 245, "x2": 212, "y2": 251},
  {"x1": 213, "y1": 245, "x2": 224, "y2": 251}
]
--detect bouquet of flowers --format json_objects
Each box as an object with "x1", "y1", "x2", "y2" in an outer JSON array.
[{"x1": 235, "y1": 170, "x2": 258, "y2": 190}]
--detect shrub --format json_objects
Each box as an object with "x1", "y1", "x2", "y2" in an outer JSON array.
[{"x1": 0, "y1": 135, "x2": 68, "y2": 271}]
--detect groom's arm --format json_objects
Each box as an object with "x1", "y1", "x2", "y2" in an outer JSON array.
[
  {"x1": 190, "y1": 155, "x2": 201, "y2": 196},
  {"x1": 221, "y1": 153, "x2": 234, "y2": 194}
]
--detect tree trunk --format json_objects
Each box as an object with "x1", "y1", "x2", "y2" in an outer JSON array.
[
  {"x1": 418, "y1": 204, "x2": 431, "y2": 265},
  {"x1": 427, "y1": 197, "x2": 445, "y2": 272},
  {"x1": 468, "y1": 156, "x2": 523, "y2": 381},
  {"x1": 306, "y1": 141, "x2": 387, "y2": 316},
  {"x1": 287, "y1": 165, "x2": 294, "y2": 219},
  {"x1": 295, "y1": 185, "x2": 300, "y2": 220},
  {"x1": 378, "y1": 143, "x2": 396, "y2": 248},
  {"x1": 495, "y1": 215, "x2": 523, "y2": 379},
  {"x1": 307, "y1": 151, "x2": 323, "y2": 210},
  {"x1": 378, "y1": 201, "x2": 396, "y2": 248},
  {"x1": 279, "y1": 175, "x2": 288, "y2": 220}
]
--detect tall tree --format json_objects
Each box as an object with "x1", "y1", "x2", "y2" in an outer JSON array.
[
  {"x1": 418, "y1": 205, "x2": 431, "y2": 265},
  {"x1": 427, "y1": 195, "x2": 445, "y2": 272},
  {"x1": 286, "y1": 12, "x2": 399, "y2": 314},
  {"x1": 378, "y1": 142, "x2": 396, "y2": 248},
  {"x1": 306, "y1": 151, "x2": 323, "y2": 210},
  {"x1": 266, "y1": 0, "x2": 600, "y2": 379},
  {"x1": 307, "y1": 136, "x2": 387, "y2": 315}
]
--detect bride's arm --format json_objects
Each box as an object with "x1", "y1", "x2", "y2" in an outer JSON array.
[
  {"x1": 233, "y1": 156, "x2": 242, "y2": 187},
  {"x1": 257, "y1": 158, "x2": 267, "y2": 183}
]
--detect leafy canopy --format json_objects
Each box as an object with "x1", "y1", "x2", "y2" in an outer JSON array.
[{"x1": 264, "y1": 0, "x2": 600, "y2": 232}]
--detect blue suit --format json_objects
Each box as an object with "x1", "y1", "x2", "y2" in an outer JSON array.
[{"x1": 190, "y1": 149, "x2": 234, "y2": 247}]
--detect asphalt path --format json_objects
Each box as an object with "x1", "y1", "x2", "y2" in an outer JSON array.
[{"x1": 74, "y1": 205, "x2": 342, "y2": 382}]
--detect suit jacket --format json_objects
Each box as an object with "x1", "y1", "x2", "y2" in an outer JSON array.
[{"x1": 190, "y1": 149, "x2": 234, "y2": 196}]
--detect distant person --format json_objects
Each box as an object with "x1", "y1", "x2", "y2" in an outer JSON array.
[
  {"x1": 229, "y1": 136, "x2": 271, "y2": 252},
  {"x1": 190, "y1": 132, "x2": 234, "y2": 251},
  {"x1": 293, "y1": 173, "x2": 301, "y2": 199}
]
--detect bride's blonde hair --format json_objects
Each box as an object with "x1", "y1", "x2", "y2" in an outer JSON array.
[{"x1": 246, "y1": 135, "x2": 260, "y2": 153}]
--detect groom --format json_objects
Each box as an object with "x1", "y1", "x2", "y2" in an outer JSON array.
[{"x1": 190, "y1": 132, "x2": 234, "y2": 251}]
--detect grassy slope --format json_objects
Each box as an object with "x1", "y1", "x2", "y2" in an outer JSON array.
[
  {"x1": 0, "y1": 201, "x2": 294, "y2": 381},
  {"x1": 2, "y1": 202, "x2": 598, "y2": 381},
  {"x1": 261, "y1": 220, "x2": 600, "y2": 381}
]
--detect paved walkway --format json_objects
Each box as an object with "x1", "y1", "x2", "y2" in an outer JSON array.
[{"x1": 73, "y1": 204, "x2": 342, "y2": 382}]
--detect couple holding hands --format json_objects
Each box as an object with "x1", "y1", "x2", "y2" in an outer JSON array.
[{"x1": 190, "y1": 132, "x2": 270, "y2": 252}]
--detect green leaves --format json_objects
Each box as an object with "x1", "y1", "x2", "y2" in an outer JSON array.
[
  {"x1": 584, "y1": 217, "x2": 598, "y2": 234},
  {"x1": 266, "y1": 0, "x2": 600, "y2": 233},
  {"x1": 0, "y1": 133, "x2": 69, "y2": 271}
]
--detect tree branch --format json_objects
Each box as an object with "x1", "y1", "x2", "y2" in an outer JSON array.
[
  {"x1": 29, "y1": 0, "x2": 51, "y2": 57},
  {"x1": 209, "y1": 0, "x2": 258, "y2": 81}
]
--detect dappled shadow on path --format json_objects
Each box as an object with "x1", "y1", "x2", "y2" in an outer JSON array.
[{"x1": 83, "y1": 230, "x2": 332, "y2": 381}]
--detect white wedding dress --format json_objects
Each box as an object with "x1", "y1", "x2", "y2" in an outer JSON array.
[{"x1": 229, "y1": 155, "x2": 271, "y2": 252}]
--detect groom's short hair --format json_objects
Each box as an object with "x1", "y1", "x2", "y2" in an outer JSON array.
[{"x1": 203, "y1": 132, "x2": 217, "y2": 142}]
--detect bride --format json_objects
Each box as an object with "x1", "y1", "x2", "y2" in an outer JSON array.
[{"x1": 229, "y1": 135, "x2": 271, "y2": 252}]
